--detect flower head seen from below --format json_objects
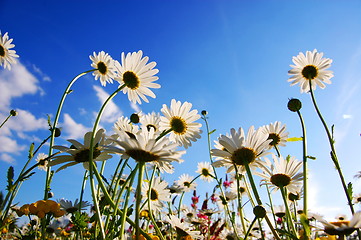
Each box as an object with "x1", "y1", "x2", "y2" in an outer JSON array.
[
  {"x1": 167, "y1": 214, "x2": 201, "y2": 240},
  {"x1": 35, "y1": 153, "x2": 49, "y2": 171},
  {"x1": 160, "y1": 99, "x2": 202, "y2": 149},
  {"x1": 114, "y1": 50, "x2": 160, "y2": 104},
  {"x1": 0, "y1": 31, "x2": 19, "y2": 70},
  {"x1": 176, "y1": 174, "x2": 197, "y2": 192},
  {"x1": 196, "y1": 162, "x2": 214, "y2": 182},
  {"x1": 140, "y1": 112, "x2": 161, "y2": 134},
  {"x1": 49, "y1": 129, "x2": 113, "y2": 172},
  {"x1": 256, "y1": 155, "x2": 303, "y2": 194},
  {"x1": 211, "y1": 126, "x2": 271, "y2": 173},
  {"x1": 288, "y1": 49, "x2": 333, "y2": 93},
  {"x1": 141, "y1": 177, "x2": 170, "y2": 212},
  {"x1": 111, "y1": 128, "x2": 184, "y2": 173},
  {"x1": 261, "y1": 121, "x2": 289, "y2": 150},
  {"x1": 315, "y1": 212, "x2": 361, "y2": 237},
  {"x1": 90, "y1": 51, "x2": 118, "y2": 87},
  {"x1": 58, "y1": 199, "x2": 90, "y2": 214}
]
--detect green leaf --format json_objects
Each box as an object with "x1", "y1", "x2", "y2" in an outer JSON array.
[
  {"x1": 209, "y1": 129, "x2": 216, "y2": 135},
  {"x1": 300, "y1": 213, "x2": 311, "y2": 239},
  {"x1": 6, "y1": 166, "x2": 14, "y2": 190},
  {"x1": 287, "y1": 137, "x2": 303, "y2": 142},
  {"x1": 347, "y1": 182, "x2": 353, "y2": 200},
  {"x1": 306, "y1": 155, "x2": 316, "y2": 160},
  {"x1": 19, "y1": 172, "x2": 36, "y2": 182},
  {"x1": 28, "y1": 143, "x2": 35, "y2": 159}
]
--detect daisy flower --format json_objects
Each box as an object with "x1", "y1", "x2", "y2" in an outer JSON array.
[
  {"x1": 167, "y1": 214, "x2": 201, "y2": 240},
  {"x1": 35, "y1": 153, "x2": 49, "y2": 171},
  {"x1": 176, "y1": 174, "x2": 197, "y2": 192},
  {"x1": 195, "y1": 162, "x2": 214, "y2": 182},
  {"x1": 141, "y1": 177, "x2": 170, "y2": 212},
  {"x1": 49, "y1": 129, "x2": 113, "y2": 172},
  {"x1": 111, "y1": 128, "x2": 184, "y2": 173},
  {"x1": 211, "y1": 126, "x2": 271, "y2": 173},
  {"x1": 140, "y1": 112, "x2": 161, "y2": 133},
  {"x1": 114, "y1": 50, "x2": 160, "y2": 104},
  {"x1": 90, "y1": 51, "x2": 117, "y2": 86},
  {"x1": 288, "y1": 49, "x2": 333, "y2": 93},
  {"x1": 273, "y1": 205, "x2": 286, "y2": 218},
  {"x1": 58, "y1": 198, "x2": 90, "y2": 214},
  {"x1": 353, "y1": 193, "x2": 361, "y2": 204},
  {"x1": 159, "y1": 99, "x2": 202, "y2": 148},
  {"x1": 113, "y1": 116, "x2": 140, "y2": 140},
  {"x1": 256, "y1": 155, "x2": 303, "y2": 194},
  {"x1": 261, "y1": 121, "x2": 289, "y2": 149},
  {"x1": 315, "y1": 211, "x2": 361, "y2": 237},
  {"x1": 0, "y1": 31, "x2": 19, "y2": 70}
]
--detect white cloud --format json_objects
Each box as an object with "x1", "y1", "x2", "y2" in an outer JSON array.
[
  {"x1": 342, "y1": 114, "x2": 352, "y2": 119},
  {"x1": 93, "y1": 85, "x2": 123, "y2": 123},
  {"x1": 130, "y1": 102, "x2": 141, "y2": 113},
  {"x1": 62, "y1": 113, "x2": 90, "y2": 139},
  {"x1": 0, "y1": 153, "x2": 16, "y2": 164},
  {"x1": 0, "y1": 62, "x2": 42, "y2": 111},
  {"x1": 0, "y1": 135, "x2": 26, "y2": 153},
  {"x1": 32, "y1": 64, "x2": 51, "y2": 82},
  {"x1": 6, "y1": 109, "x2": 48, "y2": 133}
]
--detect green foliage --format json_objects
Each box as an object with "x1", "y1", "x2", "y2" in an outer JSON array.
[{"x1": 6, "y1": 166, "x2": 14, "y2": 191}]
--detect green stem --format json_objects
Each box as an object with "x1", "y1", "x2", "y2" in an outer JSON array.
[
  {"x1": 245, "y1": 164, "x2": 281, "y2": 240},
  {"x1": 44, "y1": 69, "x2": 95, "y2": 200},
  {"x1": 244, "y1": 216, "x2": 258, "y2": 240},
  {"x1": 296, "y1": 110, "x2": 308, "y2": 219},
  {"x1": 0, "y1": 113, "x2": 12, "y2": 129},
  {"x1": 280, "y1": 187, "x2": 297, "y2": 237},
  {"x1": 136, "y1": 162, "x2": 145, "y2": 240},
  {"x1": 308, "y1": 81, "x2": 355, "y2": 214}
]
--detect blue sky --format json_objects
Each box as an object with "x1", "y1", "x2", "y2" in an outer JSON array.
[{"x1": 1, "y1": 0, "x2": 361, "y2": 220}]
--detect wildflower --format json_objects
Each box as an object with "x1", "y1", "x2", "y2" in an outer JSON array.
[
  {"x1": 159, "y1": 99, "x2": 202, "y2": 148},
  {"x1": 140, "y1": 112, "x2": 161, "y2": 133},
  {"x1": 176, "y1": 174, "x2": 197, "y2": 192},
  {"x1": 196, "y1": 162, "x2": 214, "y2": 182},
  {"x1": 58, "y1": 198, "x2": 90, "y2": 214},
  {"x1": 0, "y1": 31, "x2": 19, "y2": 70},
  {"x1": 353, "y1": 193, "x2": 361, "y2": 204},
  {"x1": 90, "y1": 51, "x2": 117, "y2": 86},
  {"x1": 114, "y1": 50, "x2": 160, "y2": 104},
  {"x1": 288, "y1": 49, "x2": 333, "y2": 93},
  {"x1": 211, "y1": 126, "x2": 271, "y2": 173},
  {"x1": 274, "y1": 205, "x2": 286, "y2": 218},
  {"x1": 167, "y1": 215, "x2": 201, "y2": 240},
  {"x1": 257, "y1": 155, "x2": 303, "y2": 194},
  {"x1": 287, "y1": 98, "x2": 302, "y2": 112},
  {"x1": 261, "y1": 121, "x2": 289, "y2": 149},
  {"x1": 111, "y1": 128, "x2": 184, "y2": 173},
  {"x1": 142, "y1": 177, "x2": 170, "y2": 212},
  {"x1": 35, "y1": 153, "x2": 49, "y2": 171},
  {"x1": 113, "y1": 116, "x2": 140, "y2": 140},
  {"x1": 49, "y1": 129, "x2": 113, "y2": 172},
  {"x1": 315, "y1": 212, "x2": 361, "y2": 237}
]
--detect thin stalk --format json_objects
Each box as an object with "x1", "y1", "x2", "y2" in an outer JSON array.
[
  {"x1": 136, "y1": 162, "x2": 145, "y2": 240},
  {"x1": 234, "y1": 166, "x2": 247, "y2": 234},
  {"x1": 244, "y1": 216, "x2": 258, "y2": 240},
  {"x1": 280, "y1": 187, "x2": 297, "y2": 237},
  {"x1": 0, "y1": 113, "x2": 12, "y2": 129},
  {"x1": 308, "y1": 82, "x2": 354, "y2": 213},
  {"x1": 245, "y1": 164, "x2": 281, "y2": 240},
  {"x1": 296, "y1": 110, "x2": 308, "y2": 218},
  {"x1": 44, "y1": 69, "x2": 95, "y2": 200}
]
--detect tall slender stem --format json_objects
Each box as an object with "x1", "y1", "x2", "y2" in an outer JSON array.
[{"x1": 136, "y1": 162, "x2": 145, "y2": 239}]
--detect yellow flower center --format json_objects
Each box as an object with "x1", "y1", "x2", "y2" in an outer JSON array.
[
  {"x1": 0, "y1": 45, "x2": 5, "y2": 57},
  {"x1": 97, "y1": 61, "x2": 107, "y2": 75},
  {"x1": 126, "y1": 149, "x2": 160, "y2": 162},
  {"x1": 170, "y1": 117, "x2": 187, "y2": 135},
  {"x1": 74, "y1": 148, "x2": 101, "y2": 163},
  {"x1": 149, "y1": 188, "x2": 159, "y2": 201},
  {"x1": 123, "y1": 71, "x2": 140, "y2": 89},
  {"x1": 231, "y1": 147, "x2": 256, "y2": 166},
  {"x1": 268, "y1": 133, "x2": 281, "y2": 146},
  {"x1": 270, "y1": 173, "x2": 291, "y2": 187},
  {"x1": 302, "y1": 65, "x2": 318, "y2": 80}
]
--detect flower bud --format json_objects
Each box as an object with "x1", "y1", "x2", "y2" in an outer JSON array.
[
  {"x1": 54, "y1": 128, "x2": 61, "y2": 137},
  {"x1": 287, "y1": 98, "x2": 302, "y2": 112},
  {"x1": 10, "y1": 109, "x2": 17, "y2": 116},
  {"x1": 201, "y1": 110, "x2": 208, "y2": 116},
  {"x1": 253, "y1": 205, "x2": 267, "y2": 218},
  {"x1": 130, "y1": 113, "x2": 140, "y2": 124}
]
